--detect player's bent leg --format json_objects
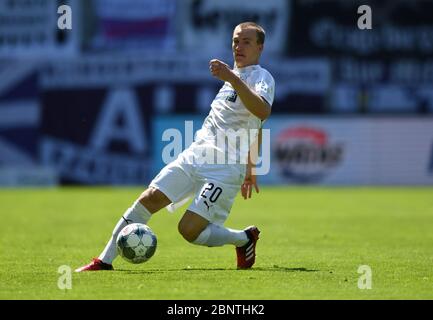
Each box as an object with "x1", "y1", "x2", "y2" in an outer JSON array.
[
  {"x1": 182, "y1": 179, "x2": 260, "y2": 268},
  {"x1": 178, "y1": 215, "x2": 261, "y2": 269},
  {"x1": 179, "y1": 209, "x2": 250, "y2": 248},
  {"x1": 178, "y1": 210, "x2": 210, "y2": 243},
  {"x1": 180, "y1": 210, "x2": 260, "y2": 269}
]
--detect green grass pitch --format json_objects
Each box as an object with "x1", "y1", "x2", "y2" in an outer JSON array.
[{"x1": 1, "y1": 187, "x2": 432, "y2": 300}]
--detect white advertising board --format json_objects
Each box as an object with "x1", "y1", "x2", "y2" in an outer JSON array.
[{"x1": 264, "y1": 117, "x2": 433, "y2": 185}]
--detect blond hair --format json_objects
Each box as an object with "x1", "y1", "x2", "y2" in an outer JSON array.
[{"x1": 236, "y1": 22, "x2": 266, "y2": 45}]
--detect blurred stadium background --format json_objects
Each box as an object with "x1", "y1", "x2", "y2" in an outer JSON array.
[{"x1": 1, "y1": 0, "x2": 433, "y2": 188}]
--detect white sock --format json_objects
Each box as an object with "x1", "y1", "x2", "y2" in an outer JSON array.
[
  {"x1": 98, "y1": 200, "x2": 152, "y2": 264},
  {"x1": 193, "y1": 224, "x2": 248, "y2": 247}
]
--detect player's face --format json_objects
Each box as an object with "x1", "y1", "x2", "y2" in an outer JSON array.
[{"x1": 232, "y1": 26, "x2": 263, "y2": 68}]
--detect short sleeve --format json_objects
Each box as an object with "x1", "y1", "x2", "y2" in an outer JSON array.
[{"x1": 251, "y1": 69, "x2": 275, "y2": 107}]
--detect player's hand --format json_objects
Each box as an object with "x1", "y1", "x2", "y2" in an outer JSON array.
[
  {"x1": 241, "y1": 168, "x2": 259, "y2": 200},
  {"x1": 209, "y1": 59, "x2": 235, "y2": 83}
]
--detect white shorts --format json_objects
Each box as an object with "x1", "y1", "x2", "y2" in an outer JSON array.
[{"x1": 149, "y1": 144, "x2": 246, "y2": 225}]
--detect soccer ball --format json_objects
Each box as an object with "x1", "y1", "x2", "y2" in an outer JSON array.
[{"x1": 116, "y1": 223, "x2": 157, "y2": 264}]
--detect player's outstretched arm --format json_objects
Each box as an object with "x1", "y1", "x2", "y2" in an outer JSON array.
[{"x1": 209, "y1": 59, "x2": 271, "y2": 120}]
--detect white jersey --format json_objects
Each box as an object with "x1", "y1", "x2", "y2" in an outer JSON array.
[
  {"x1": 194, "y1": 64, "x2": 275, "y2": 164},
  {"x1": 154, "y1": 64, "x2": 275, "y2": 217}
]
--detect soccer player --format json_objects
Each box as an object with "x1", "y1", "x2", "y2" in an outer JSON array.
[{"x1": 75, "y1": 22, "x2": 275, "y2": 272}]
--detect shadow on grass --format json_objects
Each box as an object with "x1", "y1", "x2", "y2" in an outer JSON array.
[{"x1": 115, "y1": 265, "x2": 319, "y2": 274}]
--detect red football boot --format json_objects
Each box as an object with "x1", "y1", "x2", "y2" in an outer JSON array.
[
  {"x1": 236, "y1": 226, "x2": 260, "y2": 269},
  {"x1": 75, "y1": 258, "x2": 113, "y2": 272}
]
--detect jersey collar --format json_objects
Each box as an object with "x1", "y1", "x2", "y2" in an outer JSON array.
[{"x1": 234, "y1": 64, "x2": 260, "y2": 74}]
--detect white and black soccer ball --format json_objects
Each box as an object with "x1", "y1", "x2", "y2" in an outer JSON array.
[{"x1": 116, "y1": 223, "x2": 157, "y2": 264}]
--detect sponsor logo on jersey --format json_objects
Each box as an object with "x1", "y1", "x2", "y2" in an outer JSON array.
[
  {"x1": 216, "y1": 89, "x2": 237, "y2": 102},
  {"x1": 274, "y1": 127, "x2": 344, "y2": 183}
]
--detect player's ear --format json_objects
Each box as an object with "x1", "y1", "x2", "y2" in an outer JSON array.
[{"x1": 258, "y1": 43, "x2": 264, "y2": 53}]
